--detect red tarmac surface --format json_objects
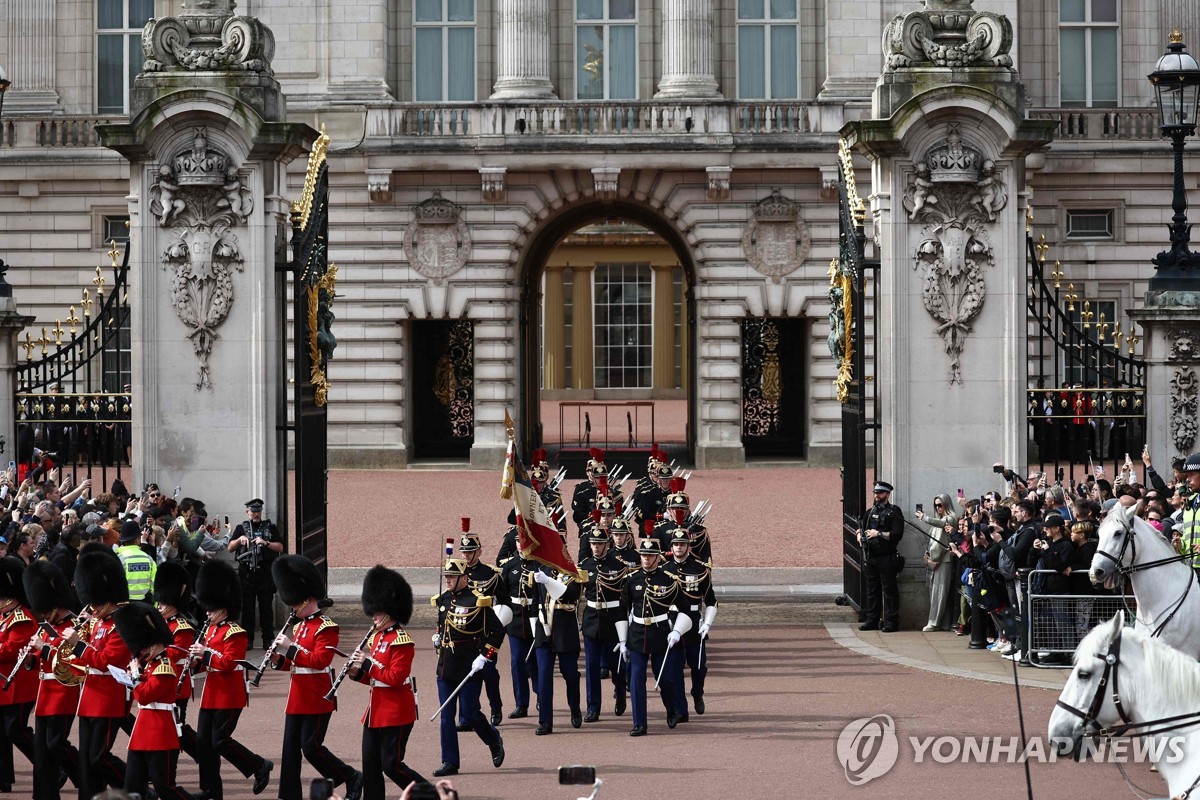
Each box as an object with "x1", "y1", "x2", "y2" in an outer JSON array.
[
  {"x1": 10, "y1": 623, "x2": 1142, "y2": 799},
  {"x1": 324, "y1": 467, "x2": 843, "y2": 569}
]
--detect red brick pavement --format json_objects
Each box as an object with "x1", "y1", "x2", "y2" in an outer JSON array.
[
  {"x1": 9, "y1": 624, "x2": 1140, "y2": 799},
  {"x1": 324, "y1": 467, "x2": 844, "y2": 569}
]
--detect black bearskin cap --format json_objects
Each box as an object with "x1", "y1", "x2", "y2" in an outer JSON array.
[
  {"x1": 153, "y1": 562, "x2": 190, "y2": 609},
  {"x1": 113, "y1": 601, "x2": 172, "y2": 655},
  {"x1": 75, "y1": 549, "x2": 130, "y2": 606},
  {"x1": 361, "y1": 565, "x2": 413, "y2": 625},
  {"x1": 271, "y1": 555, "x2": 327, "y2": 607},
  {"x1": 196, "y1": 561, "x2": 242, "y2": 616},
  {"x1": 23, "y1": 560, "x2": 71, "y2": 615},
  {"x1": 0, "y1": 558, "x2": 28, "y2": 607}
]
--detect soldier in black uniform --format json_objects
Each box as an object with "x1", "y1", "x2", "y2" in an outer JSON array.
[
  {"x1": 498, "y1": 554, "x2": 539, "y2": 718},
  {"x1": 430, "y1": 558, "x2": 506, "y2": 778},
  {"x1": 570, "y1": 450, "x2": 604, "y2": 531},
  {"x1": 663, "y1": 529, "x2": 717, "y2": 719},
  {"x1": 687, "y1": 520, "x2": 713, "y2": 565},
  {"x1": 615, "y1": 539, "x2": 690, "y2": 736},
  {"x1": 529, "y1": 565, "x2": 582, "y2": 734},
  {"x1": 228, "y1": 499, "x2": 283, "y2": 650},
  {"x1": 652, "y1": 480, "x2": 690, "y2": 552},
  {"x1": 577, "y1": 495, "x2": 617, "y2": 563},
  {"x1": 629, "y1": 448, "x2": 661, "y2": 505},
  {"x1": 634, "y1": 462, "x2": 672, "y2": 528},
  {"x1": 610, "y1": 518, "x2": 640, "y2": 568},
  {"x1": 455, "y1": 521, "x2": 506, "y2": 728},
  {"x1": 856, "y1": 481, "x2": 905, "y2": 632},
  {"x1": 578, "y1": 528, "x2": 628, "y2": 721}
]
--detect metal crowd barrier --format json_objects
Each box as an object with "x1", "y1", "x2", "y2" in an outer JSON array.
[{"x1": 1024, "y1": 569, "x2": 1136, "y2": 669}]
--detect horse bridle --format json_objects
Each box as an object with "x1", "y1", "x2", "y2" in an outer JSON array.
[{"x1": 1094, "y1": 514, "x2": 1195, "y2": 638}]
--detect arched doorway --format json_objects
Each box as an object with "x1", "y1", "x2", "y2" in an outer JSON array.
[{"x1": 518, "y1": 201, "x2": 698, "y2": 474}]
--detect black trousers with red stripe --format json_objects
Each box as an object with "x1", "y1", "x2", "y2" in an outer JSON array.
[
  {"x1": 76, "y1": 716, "x2": 125, "y2": 800},
  {"x1": 278, "y1": 712, "x2": 356, "y2": 800},
  {"x1": 197, "y1": 707, "x2": 268, "y2": 798},
  {"x1": 33, "y1": 714, "x2": 80, "y2": 800},
  {"x1": 0, "y1": 700, "x2": 34, "y2": 785},
  {"x1": 362, "y1": 723, "x2": 425, "y2": 800},
  {"x1": 125, "y1": 748, "x2": 195, "y2": 800}
]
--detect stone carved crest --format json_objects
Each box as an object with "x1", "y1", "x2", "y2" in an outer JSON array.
[
  {"x1": 741, "y1": 191, "x2": 811, "y2": 284},
  {"x1": 403, "y1": 192, "x2": 472, "y2": 286},
  {"x1": 1172, "y1": 368, "x2": 1199, "y2": 453},
  {"x1": 142, "y1": 1, "x2": 275, "y2": 75},
  {"x1": 883, "y1": 0, "x2": 1013, "y2": 70},
  {"x1": 1168, "y1": 328, "x2": 1200, "y2": 362},
  {"x1": 149, "y1": 128, "x2": 252, "y2": 390},
  {"x1": 903, "y1": 125, "x2": 1007, "y2": 383}
]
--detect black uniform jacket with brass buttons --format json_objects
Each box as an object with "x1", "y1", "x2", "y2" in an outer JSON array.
[
  {"x1": 579, "y1": 551, "x2": 629, "y2": 642},
  {"x1": 500, "y1": 557, "x2": 539, "y2": 640},
  {"x1": 621, "y1": 566, "x2": 679, "y2": 655},
  {"x1": 532, "y1": 566, "x2": 582, "y2": 654},
  {"x1": 664, "y1": 554, "x2": 716, "y2": 645},
  {"x1": 430, "y1": 588, "x2": 505, "y2": 685}
]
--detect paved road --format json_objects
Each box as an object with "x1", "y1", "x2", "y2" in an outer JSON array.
[{"x1": 5, "y1": 610, "x2": 1146, "y2": 799}]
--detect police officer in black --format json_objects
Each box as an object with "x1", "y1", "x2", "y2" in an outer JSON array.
[
  {"x1": 229, "y1": 499, "x2": 283, "y2": 649},
  {"x1": 857, "y1": 481, "x2": 905, "y2": 632}
]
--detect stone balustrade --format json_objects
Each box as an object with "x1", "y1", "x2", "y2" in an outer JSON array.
[
  {"x1": 0, "y1": 115, "x2": 122, "y2": 148},
  {"x1": 1028, "y1": 107, "x2": 1160, "y2": 141}
]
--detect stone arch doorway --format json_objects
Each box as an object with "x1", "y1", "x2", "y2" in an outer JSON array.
[{"x1": 518, "y1": 200, "x2": 698, "y2": 472}]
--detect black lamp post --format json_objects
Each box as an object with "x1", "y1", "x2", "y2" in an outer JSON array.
[{"x1": 1149, "y1": 30, "x2": 1200, "y2": 288}]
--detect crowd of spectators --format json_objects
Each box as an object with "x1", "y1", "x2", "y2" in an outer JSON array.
[{"x1": 909, "y1": 449, "x2": 1183, "y2": 666}]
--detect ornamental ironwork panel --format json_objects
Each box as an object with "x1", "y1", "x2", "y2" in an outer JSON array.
[
  {"x1": 413, "y1": 319, "x2": 475, "y2": 459},
  {"x1": 740, "y1": 317, "x2": 807, "y2": 458},
  {"x1": 13, "y1": 241, "x2": 132, "y2": 493},
  {"x1": 741, "y1": 318, "x2": 782, "y2": 439}
]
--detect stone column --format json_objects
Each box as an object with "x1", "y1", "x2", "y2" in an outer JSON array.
[
  {"x1": 652, "y1": 265, "x2": 675, "y2": 391},
  {"x1": 571, "y1": 266, "x2": 594, "y2": 391},
  {"x1": 543, "y1": 267, "x2": 566, "y2": 390},
  {"x1": 490, "y1": 0, "x2": 557, "y2": 99},
  {"x1": 3, "y1": 0, "x2": 61, "y2": 113},
  {"x1": 100, "y1": 5, "x2": 314, "y2": 512},
  {"x1": 0, "y1": 272, "x2": 34, "y2": 463},
  {"x1": 655, "y1": 0, "x2": 721, "y2": 98}
]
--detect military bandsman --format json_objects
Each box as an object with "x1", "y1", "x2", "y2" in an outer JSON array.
[
  {"x1": 578, "y1": 528, "x2": 629, "y2": 721},
  {"x1": 0, "y1": 558, "x2": 37, "y2": 794},
  {"x1": 152, "y1": 563, "x2": 200, "y2": 769},
  {"x1": 663, "y1": 529, "x2": 717, "y2": 720}
]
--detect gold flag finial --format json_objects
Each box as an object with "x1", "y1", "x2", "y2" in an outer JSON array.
[
  {"x1": 1171, "y1": 28, "x2": 1184, "y2": 45},
  {"x1": 504, "y1": 409, "x2": 515, "y2": 440}
]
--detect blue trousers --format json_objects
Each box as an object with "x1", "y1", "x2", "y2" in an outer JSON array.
[
  {"x1": 507, "y1": 634, "x2": 538, "y2": 709},
  {"x1": 628, "y1": 649, "x2": 675, "y2": 729},
  {"x1": 667, "y1": 641, "x2": 707, "y2": 715},
  {"x1": 534, "y1": 646, "x2": 581, "y2": 725},
  {"x1": 584, "y1": 637, "x2": 624, "y2": 715},
  {"x1": 458, "y1": 659, "x2": 502, "y2": 724},
  {"x1": 437, "y1": 675, "x2": 499, "y2": 767}
]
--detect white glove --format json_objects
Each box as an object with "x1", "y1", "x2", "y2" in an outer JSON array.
[
  {"x1": 493, "y1": 603, "x2": 514, "y2": 627},
  {"x1": 667, "y1": 631, "x2": 681, "y2": 648},
  {"x1": 533, "y1": 571, "x2": 549, "y2": 585},
  {"x1": 431, "y1": 634, "x2": 441, "y2": 648},
  {"x1": 698, "y1": 623, "x2": 711, "y2": 639},
  {"x1": 470, "y1": 654, "x2": 488, "y2": 673},
  {"x1": 615, "y1": 641, "x2": 629, "y2": 661}
]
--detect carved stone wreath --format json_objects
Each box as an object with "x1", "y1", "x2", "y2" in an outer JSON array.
[
  {"x1": 741, "y1": 191, "x2": 811, "y2": 283},
  {"x1": 403, "y1": 192, "x2": 472, "y2": 286}
]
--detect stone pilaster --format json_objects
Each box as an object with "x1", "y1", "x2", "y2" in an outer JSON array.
[
  {"x1": 0, "y1": 279, "x2": 34, "y2": 464},
  {"x1": 655, "y1": 0, "x2": 721, "y2": 99},
  {"x1": 543, "y1": 267, "x2": 566, "y2": 390},
  {"x1": 1129, "y1": 300, "x2": 1200, "y2": 466},
  {"x1": 328, "y1": 0, "x2": 392, "y2": 101},
  {"x1": 652, "y1": 265, "x2": 675, "y2": 391},
  {"x1": 571, "y1": 266, "x2": 594, "y2": 390},
  {"x1": 3, "y1": 0, "x2": 61, "y2": 113},
  {"x1": 819, "y1": 0, "x2": 880, "y2": 102},
  {"x1": 491, "y1": 0, "x2": 557, "y2": 99}
]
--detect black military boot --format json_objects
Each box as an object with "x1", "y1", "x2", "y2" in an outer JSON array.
[
  {"x1": 570, "y1": 709, "x2": 583, "y2": 728},
  {"x1": 507, "y1": 706, "x2": 528, "y2": 719},
  {"x1": 536, "y1": 723, "x2": 553, "y2": 735},
  {"x1": 432, "y1": 762, "x2": 459, "y2": 777}
]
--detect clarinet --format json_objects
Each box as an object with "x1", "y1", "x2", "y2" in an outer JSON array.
[
  {"x1": 177, "y1": 616, "x2": 212, "y2": 691},
  {"x1": 2, "y1": 641, "x2": 36, "y2": 690},
  {"x1": 249, "y1": 611, "x2": 298, "y2": 688},
  {"x1": 323, "y1": 624, "x2": 378, "y2": 702}
]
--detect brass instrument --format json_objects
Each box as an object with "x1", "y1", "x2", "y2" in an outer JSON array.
[
  {"x1": 53, "y1": 608, "x2": 90, "y2": 687},
  {"x1": 323, "y1": 625, "x2": 378, "y2": 702},
  {"x1": 249, "y1": 612, "x2": 297, "y2": 688}
]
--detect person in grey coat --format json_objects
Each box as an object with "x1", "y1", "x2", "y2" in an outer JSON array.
[{"x1": 915, "y1": 492, "x2": 959, "y2": 632}]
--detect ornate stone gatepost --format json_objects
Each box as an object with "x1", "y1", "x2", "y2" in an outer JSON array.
[
  {"x1": 99, "y1": 0, "x2": 315, "y2": 508},
  {"x1": 844, "y1": 0, "x2": 1055, "y2": 627},
  {"x1": 1130, "y1": 297, "x2": 1200, "y2": 468}
]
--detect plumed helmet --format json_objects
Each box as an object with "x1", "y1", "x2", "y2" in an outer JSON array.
[
  {"x1": 588, "y1": 527, "x2": 612, "y2": 544},
  {"x1": 608, "y1": 517, "x2": 632, "y2": 535},
  {"x1": 23, "y1": 560, "x2": 71, "y2": 615},
  {"x1": 361, "y1": 565, "x2": 414, "y2": 624},
  {"x1": 637, "y1": 538, "x2": 662, "y2": 556},
  {"x1": 75, "y1": 549, "x2": 129, "y2": 606},
  {"x1": 0, "y1": 558, "x2": 28, "y2": 606},
  {"x1": 458, "y1": 518, "x2": 480, "y2": 552},
  {"x1": 271, "y1": 555, "x2": 328, "y2": 607},
  {"x1": 654, "y1": 463, "x2": 673, "y2": 479},
  {"x1": 442, "y1": 558, "x2": 469, "y2": 578},
  {"x1": 670, "y1": 527, "x2": 691, "y2": 545},
  {"x1": 596, "y1": 495, "x2": 616, "y2": 514},
  {"x1": 196, "y1": 561, "x2": 242, "y2": 616},
  {"x1": 153, "y1": 562, "x2": 191, "y2": 609},
  {"x1": 112, "y1": 601, "x2": 172, "y2": 655}
]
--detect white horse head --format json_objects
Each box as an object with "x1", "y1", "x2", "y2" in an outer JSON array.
[{"x1": 1090, "y1": 502, "x2": 1166, "y2": 590}]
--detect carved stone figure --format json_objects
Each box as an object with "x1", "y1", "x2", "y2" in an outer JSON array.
[
  {"x1": 908, "y1": 165, "x2": 937, "y2": 220},
  {"x1": 1168, "y1": 328, "x2": 1199, "y2": 362},
  {"x1": 218, "y1": 168, "x2": 253, "y2": 219},
  {"x1": 152, "y1": 166, "x2": 186, "y2": 226},
  {"x1": 971, "y1": 160, "x2": 1005, "y2": 222},
  {"x1": 1171, "y1": 367, "x2": 1198, "y2": 453}
]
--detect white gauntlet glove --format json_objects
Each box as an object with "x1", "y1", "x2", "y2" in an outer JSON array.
[{"x1": 470, "y1": 654, "x2": 488, "y2": 673}]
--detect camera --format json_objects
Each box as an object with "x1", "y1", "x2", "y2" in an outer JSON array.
[
  {"x1": 993, "y1": 464, "x2": 1005, "y2": 474},
  {"x1": 560, "y1": 765, "x2": 597, "y2": 785},
  {"x1": 310, "y1": 778, "x2": 334, "y2": 800}
]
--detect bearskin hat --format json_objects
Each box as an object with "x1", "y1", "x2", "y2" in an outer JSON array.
[
  {"x1": 153, "y1": 562, "x2": 191, "y2": 609},
  {"x1": 361, "y1": 565, "x2": 413, "y2": 625},
  {"x1": 195, "y1": 561, "x2": 242, "y2": 616},
  {"x1": 23, "y1": 560, "x2": 71, "y2": 615},
  {"x1": 271, "y1": 555, "x2": 327, "y2": 607},
  {"x1": 75, "y1": 549, "x2": 129, "y2": 606},
  {"x1": 0, "y1": 558, "x2": 28, "y2": 606},
  {"x1": 112, "y1": 601, "x2": 172, "y2": 655}
]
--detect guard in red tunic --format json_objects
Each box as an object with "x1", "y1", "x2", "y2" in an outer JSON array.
[
  {"x1": 189, "y1": 561, "x2": 273, "y2": 799},
  {"x1": 0, "y1": 557, "x2": 37, "y2": 792},
  {"x1": 154, "y1": 563, "x2": 200, "y2": 769},
  {"x1": 268, "y1": 555, "x2": 362, "y2": 800},
  {"x1": 347, "y1": 565, "x2": 425, "y2": 800},
  {"x1": 64, "y1": 548, "x2": 131, "y2": 800},
  {"x1": 23, "y1": 560, "x2": 82, "y2": 800},
  {"x1": 111, "y1": 601, "x2": 194, "y2": 800}
]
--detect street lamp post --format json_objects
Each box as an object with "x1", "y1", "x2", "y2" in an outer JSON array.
[{"x1": 1149, "y1": 30, "x2": 1200, "y2": 288}]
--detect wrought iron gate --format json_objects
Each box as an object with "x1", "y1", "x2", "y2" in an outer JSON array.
[
  {"x1": 741, "y1": 317, "x2": 807, "y2": 457},
  {"x1": 290, "y1": 128, "x2": 335, "y2": 571},
  {"x1": 1025, "y1": 223, "x2": 1146, "y2": 482},
  {"x1": 834, "y1": 139, "x2": 878, "y2": 614},
  {"x1": 14, "y1": 242, "x2": 132, "y2": 493},
  {"x1": 411, "y1": 319, "x2": 475, "y2": 459}
]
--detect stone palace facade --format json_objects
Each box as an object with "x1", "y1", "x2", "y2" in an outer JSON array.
[{"x1": 0, "y1": 0, "x2": 1196, "y2": 468}]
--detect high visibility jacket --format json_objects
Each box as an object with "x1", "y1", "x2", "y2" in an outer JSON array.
[
  {"x1": 1182, "y1": 499, "x2": 1200, "y2": 568},
  {"x1": 115, "y1": 543, "x2": 156, "y2": 599}
]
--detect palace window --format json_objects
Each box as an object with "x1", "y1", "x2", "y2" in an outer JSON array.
[
  {"x1": 415, "y1": 0, "x2": 476, "y2": 102},
  {"x1": 1066, "y1": 209, "x2": 1115, "y2": 240},
  {"x1": 1060, "y1": 0, "x2": 1119, "y2": 108},
  {"x1": 737, "y1": 0, "x2": 799, "y2": 100},
  {"x1": 576, "y1": 0, "x2": 637, "y2": 100},
  {"x1": 102, "y1": 215, "x2": 130, "y2": 244},
  {"x1": 97, "y1": 0, "x2": 155, "y2": 114},
  {"x1": 594, "y1": 263, "x2": 651, "y2": 389}
]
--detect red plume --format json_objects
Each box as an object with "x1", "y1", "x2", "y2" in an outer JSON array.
[
  {"x1": 644, "y1": 520, "x2": 654, "y2": 536},
  {"x1": 669, "y1": 478, "x2": 682, "y2": 494},
  {"x1": 533, "y1": 448, "x2": 546, "y2": 463},
  {"x1": 677, "y1": 477, "x2": 686, "y2": 491},
  {"x1": 461, "y1": 517, "x2": 470, "y2": 533},
  {"x1": 615, "y1": 500, "x2": 623, "y2": 514},
  {"x1": 599, "y1": 477, "x2": 609, "y2": 497},
  {"x1": 589, "y1": 447, "x2": 602, "y2": 461},
  {"x1": 592, "y1": 509, "x2": 602, "y2": 523}
]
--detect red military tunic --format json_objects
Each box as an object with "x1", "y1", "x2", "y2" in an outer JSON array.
[
  {"x1": 352, "y1": 625, "x2": 416, "y2": 728},
  {"x1": 74, "y1": 609, "x2": 134, "y2": 718},
  {"x1": 35, "y1": 616, "x2": 81, "y2": 717},
  {"x1": 0, "y1": 605, "x2": 39, "y2": 706},
  {"x1": 273, "y1": 612, "x2": 337, "y2": 715},
  {"x1": 129, "y1": 653, "x2": 180, "y2": 751},
  {"x1": 164, "y1": 613, "x2": 195, "y2": 702},
  {"x1": 197, "y1": 618, "x2": 249, "y2": 710}
]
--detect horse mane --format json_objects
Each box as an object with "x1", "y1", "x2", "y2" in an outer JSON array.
[{"x1": 1078, "y1": 623, "x2": 1200, "y2": 713}]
